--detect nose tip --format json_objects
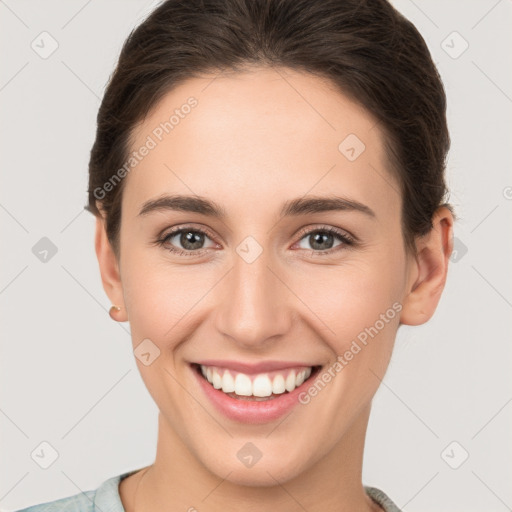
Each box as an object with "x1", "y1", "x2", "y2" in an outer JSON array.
[{"x1": 214, "y1": 258, "x2": 292, "y2": 349}]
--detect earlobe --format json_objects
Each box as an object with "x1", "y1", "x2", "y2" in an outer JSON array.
[
  {"x1": 94, "y1": 216, "x2": 128, "y2": 322},
  {"x1": 400, "y1": 206, "x2": 454, "y2": 326}
]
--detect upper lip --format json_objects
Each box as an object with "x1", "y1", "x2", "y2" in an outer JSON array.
[{"x1": 193, "y1": 360, "x2": 319, "y2": 374}]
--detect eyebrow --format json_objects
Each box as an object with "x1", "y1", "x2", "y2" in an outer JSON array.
[{"x1": 138, "y1": 194, "x2": 376, "y2": 219}]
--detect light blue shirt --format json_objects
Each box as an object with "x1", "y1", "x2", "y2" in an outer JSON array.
[{"x1": 14, "y1": 470, "x2": 403, "y2": 512}]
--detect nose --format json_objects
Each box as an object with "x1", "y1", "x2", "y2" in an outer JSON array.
[{"x1": 214, "y1": 248, "x2": 293, "y2": 350}]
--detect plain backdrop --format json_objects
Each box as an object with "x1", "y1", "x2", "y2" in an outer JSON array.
[{"x1": 1, "y1": 1, "x2": 511, "y2": 511}]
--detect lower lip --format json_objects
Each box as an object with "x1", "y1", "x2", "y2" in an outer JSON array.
[{"x1": 192, "y1": 365, "x2": 319, "y2": 424}]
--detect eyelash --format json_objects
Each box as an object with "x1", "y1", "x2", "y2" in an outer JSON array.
[{"x1": 154, "y1": 224, "x2": 356, "y2": 257}]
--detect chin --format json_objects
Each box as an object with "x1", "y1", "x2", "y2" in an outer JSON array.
[
  {"x1": 223, "y1": 465, "x2": 300, "y2": 488},
  {"x1": 201, "y1": 447, "x2": 311, "y2": 487}
]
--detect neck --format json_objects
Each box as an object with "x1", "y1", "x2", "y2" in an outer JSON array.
[{"x1": 133, "y1": 405, "x2": 381, "y2": 512}]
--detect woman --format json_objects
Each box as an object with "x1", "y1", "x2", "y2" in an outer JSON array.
[{"x1": 18, "y1": 0, "x2": 454, "y2": 510}]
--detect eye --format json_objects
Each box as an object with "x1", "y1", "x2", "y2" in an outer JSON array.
[
  {"x1": 155, "y1": 225, "x2": 217, "y2": 256},
  {"x1": 294, "y1": 226, "x2": 355, "y2": 254},
  {"x1": 155, "y1": 224, "x2": 355, "y2": 257}
]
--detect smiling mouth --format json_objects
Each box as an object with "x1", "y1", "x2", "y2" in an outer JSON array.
[{"x1": 192, "y1": 363, "x2": 321, "y2": 401}]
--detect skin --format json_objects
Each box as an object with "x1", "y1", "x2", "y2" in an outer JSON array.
[{"x1": 95, "y1": 65, "x2": 453, "y2": 511}]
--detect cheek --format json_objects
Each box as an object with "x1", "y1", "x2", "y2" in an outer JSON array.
[
  {"x1": 294, "y1": 256, "x2": 404, "y2": 346},
  {"x1": 120, "y1": 247, "x2": 217, "y2": 352}
]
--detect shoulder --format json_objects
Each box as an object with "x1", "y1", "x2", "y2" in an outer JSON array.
[
  {"x1": 12, "y1": 489, "x2": 96, "y2": 512},
  {"x1": 365, "y1": 486, "x2": 403, "y2": 512},
  {"x1": 13, "y1": 472, "x2": 133, "y2": 512}
]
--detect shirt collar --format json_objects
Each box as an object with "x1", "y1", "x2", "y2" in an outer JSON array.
[{"x1": 93, "y1": 470, "x2": 137, "y2": 512}]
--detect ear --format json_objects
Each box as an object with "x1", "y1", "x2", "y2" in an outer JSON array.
[
  {"x1": 94, "y1": 215, "x2": 128, "y2": 322},
  {"x1": 400, "y1": 206, "x2": 454, "y2": 326}
]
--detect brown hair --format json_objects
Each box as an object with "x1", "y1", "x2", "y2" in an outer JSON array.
[{"x1": 87, "y1": 0, "x2": 451, "y2": 256}]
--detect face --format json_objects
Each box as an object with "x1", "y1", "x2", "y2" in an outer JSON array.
[{"x1": 102, "y1": 66, "x2": 418, "y2": 485}]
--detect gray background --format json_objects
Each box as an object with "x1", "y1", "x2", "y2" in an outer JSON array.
[{"x1": 1, "y1": 1, "x2": 511, "y2": 510}]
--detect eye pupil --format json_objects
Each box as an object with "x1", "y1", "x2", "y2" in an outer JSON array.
[
  {"x1": 181, "y1": 231, "x2": 204, "y2": 250},
  {"x1": 310, "y1": 232, "x2": 334, "y2": 251}
]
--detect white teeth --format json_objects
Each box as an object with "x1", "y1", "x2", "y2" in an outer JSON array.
[
  {"x1": 285, "y1": 371, "x2": 296, "y2": 392},
  {"x1": 272, "y1": 374, "x2": 286, "y2": 394},
  {"x1": 199, "y1": 365, "x2": 314, "y2": 397},
  {"x1": 234, "y1": 373, "x2": 253, "y2": 396},
  {"x1": 221, "y1": 370, "x2": 235, "y2": 393},
  {"x1": 212, "y1": 371, "x2": 222, "y2": 389},
  {"x1": 252, "y1": 374, "x2": 273, "y2": 397}
]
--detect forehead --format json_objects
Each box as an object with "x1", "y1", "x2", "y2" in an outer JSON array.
[{"x1": 124, "y1": 66, "x2": 400, "y2": 221}]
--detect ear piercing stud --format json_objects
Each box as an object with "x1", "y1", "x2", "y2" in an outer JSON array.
[{"x1": 109, "y1": 305, "x2": 122, "y2": 320}]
